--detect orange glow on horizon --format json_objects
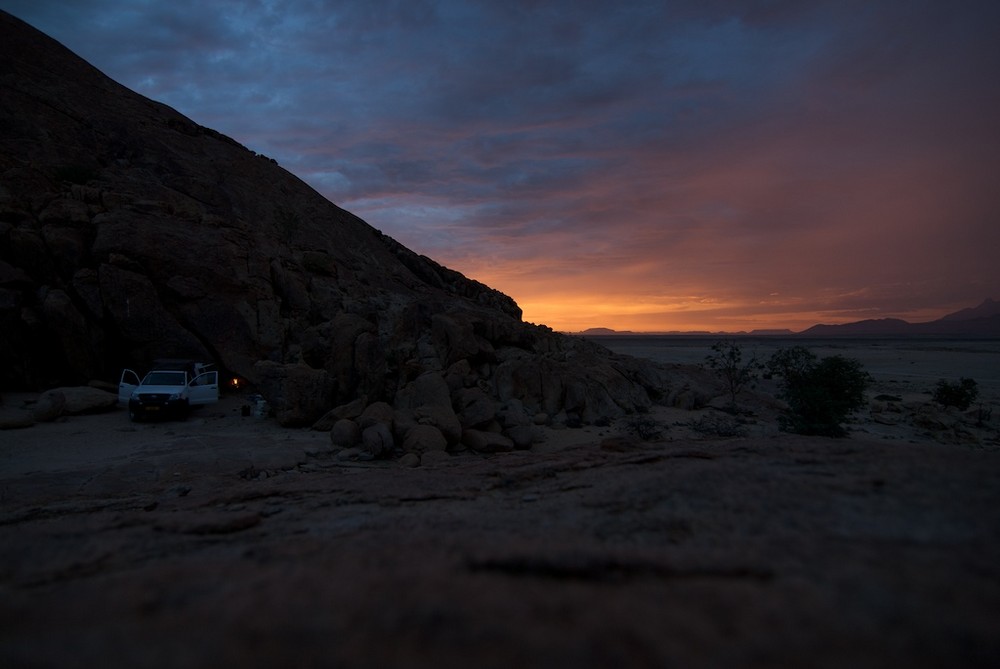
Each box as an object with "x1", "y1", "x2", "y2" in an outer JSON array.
[
  {"x1": 516, "y1": 300, "x2": 959, "y2": 334},
  {"x1": 473, "y1": 277, "x2": 962, "y2": 334}
]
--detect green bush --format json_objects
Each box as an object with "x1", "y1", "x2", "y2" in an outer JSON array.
[
  {"x1": 932, "y1": 378, "x2": 978, "y2": 410},
  {"x1": 768, "y1": 347, "x2": 871, "y2": 437}
]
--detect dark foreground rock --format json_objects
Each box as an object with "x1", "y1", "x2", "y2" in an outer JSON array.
[{"x1": 1, "y1": 411, "x2": 998, "y2": 669}]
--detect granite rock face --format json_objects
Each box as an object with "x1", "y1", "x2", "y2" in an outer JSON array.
[{"x1": 0, "y1": 11, "x2": 670, "y2": 429}]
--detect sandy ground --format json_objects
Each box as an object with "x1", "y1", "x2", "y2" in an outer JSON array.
[{"x1": 2, "y1": 344, "x2": 999, "y2": 668}]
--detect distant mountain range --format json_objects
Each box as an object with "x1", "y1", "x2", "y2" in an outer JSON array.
[
  {"x1": 799, "y1": 299, "x2": 1000, "y2": 337},
  {"x1": 576, "y1": 299, "x2": 1000, "y2": 338}
]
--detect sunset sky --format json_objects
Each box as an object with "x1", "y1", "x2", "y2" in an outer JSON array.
[{"x1": 5, "y1": 1, "x2": 999, "y2": 332}]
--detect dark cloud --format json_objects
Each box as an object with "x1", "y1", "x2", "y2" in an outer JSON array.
[{"x1": 3, "y1": 0, "x2": 998, "y2": 330}]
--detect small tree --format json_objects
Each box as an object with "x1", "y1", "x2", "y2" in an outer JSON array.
[
  {"x1": 768, "y1": 347, "x2": 871, "y2": 437},
  {"x1": 932, "y1": 378, "x2": 978, "y2": 410},
  {"x1": 705, "y1": 340, "x2": 762, "y2": 411}
]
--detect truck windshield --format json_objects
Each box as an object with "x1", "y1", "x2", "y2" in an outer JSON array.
[{"x1": 143, "y1": 371, "x2": 187, "y2": 386}]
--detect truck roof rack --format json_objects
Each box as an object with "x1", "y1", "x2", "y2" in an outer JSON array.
[{"x1": 150, "y1": 359, "x2": 198, "y2": 371}]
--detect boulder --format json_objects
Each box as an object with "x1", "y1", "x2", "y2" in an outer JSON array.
[
  {"x1": 362, "y1": 422, "x2": 394, "y2": 458},
  {"x1": 44, "y1": 386, "x2": 118, "y2": 415},
  {"x1": 330, "y1": 419, "x2": 361, "y2": 448},
  {"x1": 403, "y1": 424, "x2": 447, "y2": 454},
  {"x1": 311, "y1": 413, "x2": 336, "y2": 432},
  {"x1": 420, "y1": 449, "x2": 452, "y2": 466},
  {"x1": 0, "y1": 408, "x2": 35, "y2": 430},
  {"x1": 506, "y1": 424, "x2": 543, "y2": 450},
  {"x1": 32, "y1": 390, "x2": 66, "y2": 422},
  {"x1": 431, "y1": 313, "x2": 491, "y2": 367},
  {"x1": 496, "y1": 399, "x2": 531, "y2": 428},
  {"x1": 462, "y1": 429, "x2": 514, "y2": 454},
  {"x1": 668, "y1": 384, "x2": 711, "y2": 411},
  {"x1": 872, "y1": 412, "x2": 902, "y2": 426},
  {"x1": 332, "y1": 396, "x2": 368, "y2": 420},
  {"x1": 913, "y1": 404, "x2": 953, "y2": 432},
  {"x1": 336, "y1": 447, "x2": 369, "y2": 462},
  {"x1": 444, "y1": 359, "x2": 475, "y2": 393},
  {"x1": 492, "y1": 352, "x2": 546, "y2": 412},
  {"x1": 394, "y1": 372, "x2": 451, "y2": 411},
  {"x1": 359, "y1": 402, "x2": 394, "y2": 430},
  {"x1": 455, "y1": 387, "x2": 497, "y2": 429},
  {"x1": 40, "y1": 290, "x2": 101, "y2": 381},
  {"x1": 500, "y1": 347, "x2": 666, "y2": 424},
  {"x1": 398, "y1": 452, "x2": 421, "y2": 468},
  {"x1": 414, "y1": 404, "x2": 462, "y2": 447},
  {"x1": 392, "y1": 409, "x2": 418, "y2": 444},
  {"x1": 253, "y1": 361, "x2": 332, "y2": 427},
  {"x1": 322, "y1": 313, "x2": 384, "y2": 404},
  {"x1": 312, "y1": 396, "x2": 368, "y2": 431}
]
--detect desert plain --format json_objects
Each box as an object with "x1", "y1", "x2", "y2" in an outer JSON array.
[{"x1": 1, "y1": 337, "x2": 998, "y2": 668}]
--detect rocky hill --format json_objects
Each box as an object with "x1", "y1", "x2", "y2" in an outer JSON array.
[{"x1": 0, "y1": 10, "x2": 669, "y2": 441}]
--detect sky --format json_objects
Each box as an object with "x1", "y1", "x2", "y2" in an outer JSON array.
[{"x1": 4, "y1": 0, "x2": 999, "y2": 332}]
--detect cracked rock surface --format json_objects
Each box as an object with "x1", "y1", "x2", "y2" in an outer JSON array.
[{"x1": 2, "y1": 398, "x2": 999, "y2": 668}]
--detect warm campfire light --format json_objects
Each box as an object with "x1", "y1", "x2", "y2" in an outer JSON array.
[{"x1": 231, "y1": 377, "x2": 241, "y2": 389}]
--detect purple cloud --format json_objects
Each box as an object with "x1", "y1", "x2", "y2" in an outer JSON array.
[{"x1": 4, "y1": 0, "x2": 998, "y2": 330}]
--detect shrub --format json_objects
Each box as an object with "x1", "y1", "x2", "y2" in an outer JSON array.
[
  {"x1": 704, "y1": 340, "x2": 762, "y2": 410},
  {"x1": 932, "y1": 378, "x2": 978, "y2": 411},
  {"x1": 624, "y1": 413, "x2": 664, "y2": 441},
  {"x1": 768, "y1": 348, "x2": 871, "y2": 437},
  {"x1": 690, "y1": 413, "x2": 749, "y2": 438},
  {"x1": 766, "y1": 345, "x2": 817, "y2": 380}
]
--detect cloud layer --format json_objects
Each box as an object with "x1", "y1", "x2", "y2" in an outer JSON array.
[{"x1": 6, "y1": 0, "x2": 999, "y2": 330}]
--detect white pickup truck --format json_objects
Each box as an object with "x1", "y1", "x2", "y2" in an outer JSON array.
[{"x1": 118, "y1": 360, "x2": 219, "y2": 421}]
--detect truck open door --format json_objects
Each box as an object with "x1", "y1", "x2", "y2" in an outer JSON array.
[
  {"x1": 189, "y1": 370, "x2": 219, "y2": 405},
  {"x1": 118, "y1": 369, "x2": 140, "y2": 405}
]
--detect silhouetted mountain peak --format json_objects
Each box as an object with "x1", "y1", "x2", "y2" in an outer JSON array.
[
  {"x1": 798, "y1": 300, "x2": 1000, "y2": 337},
  {"x1": 939, "y1": 298, "x2": 1000, "y2": 322}
]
